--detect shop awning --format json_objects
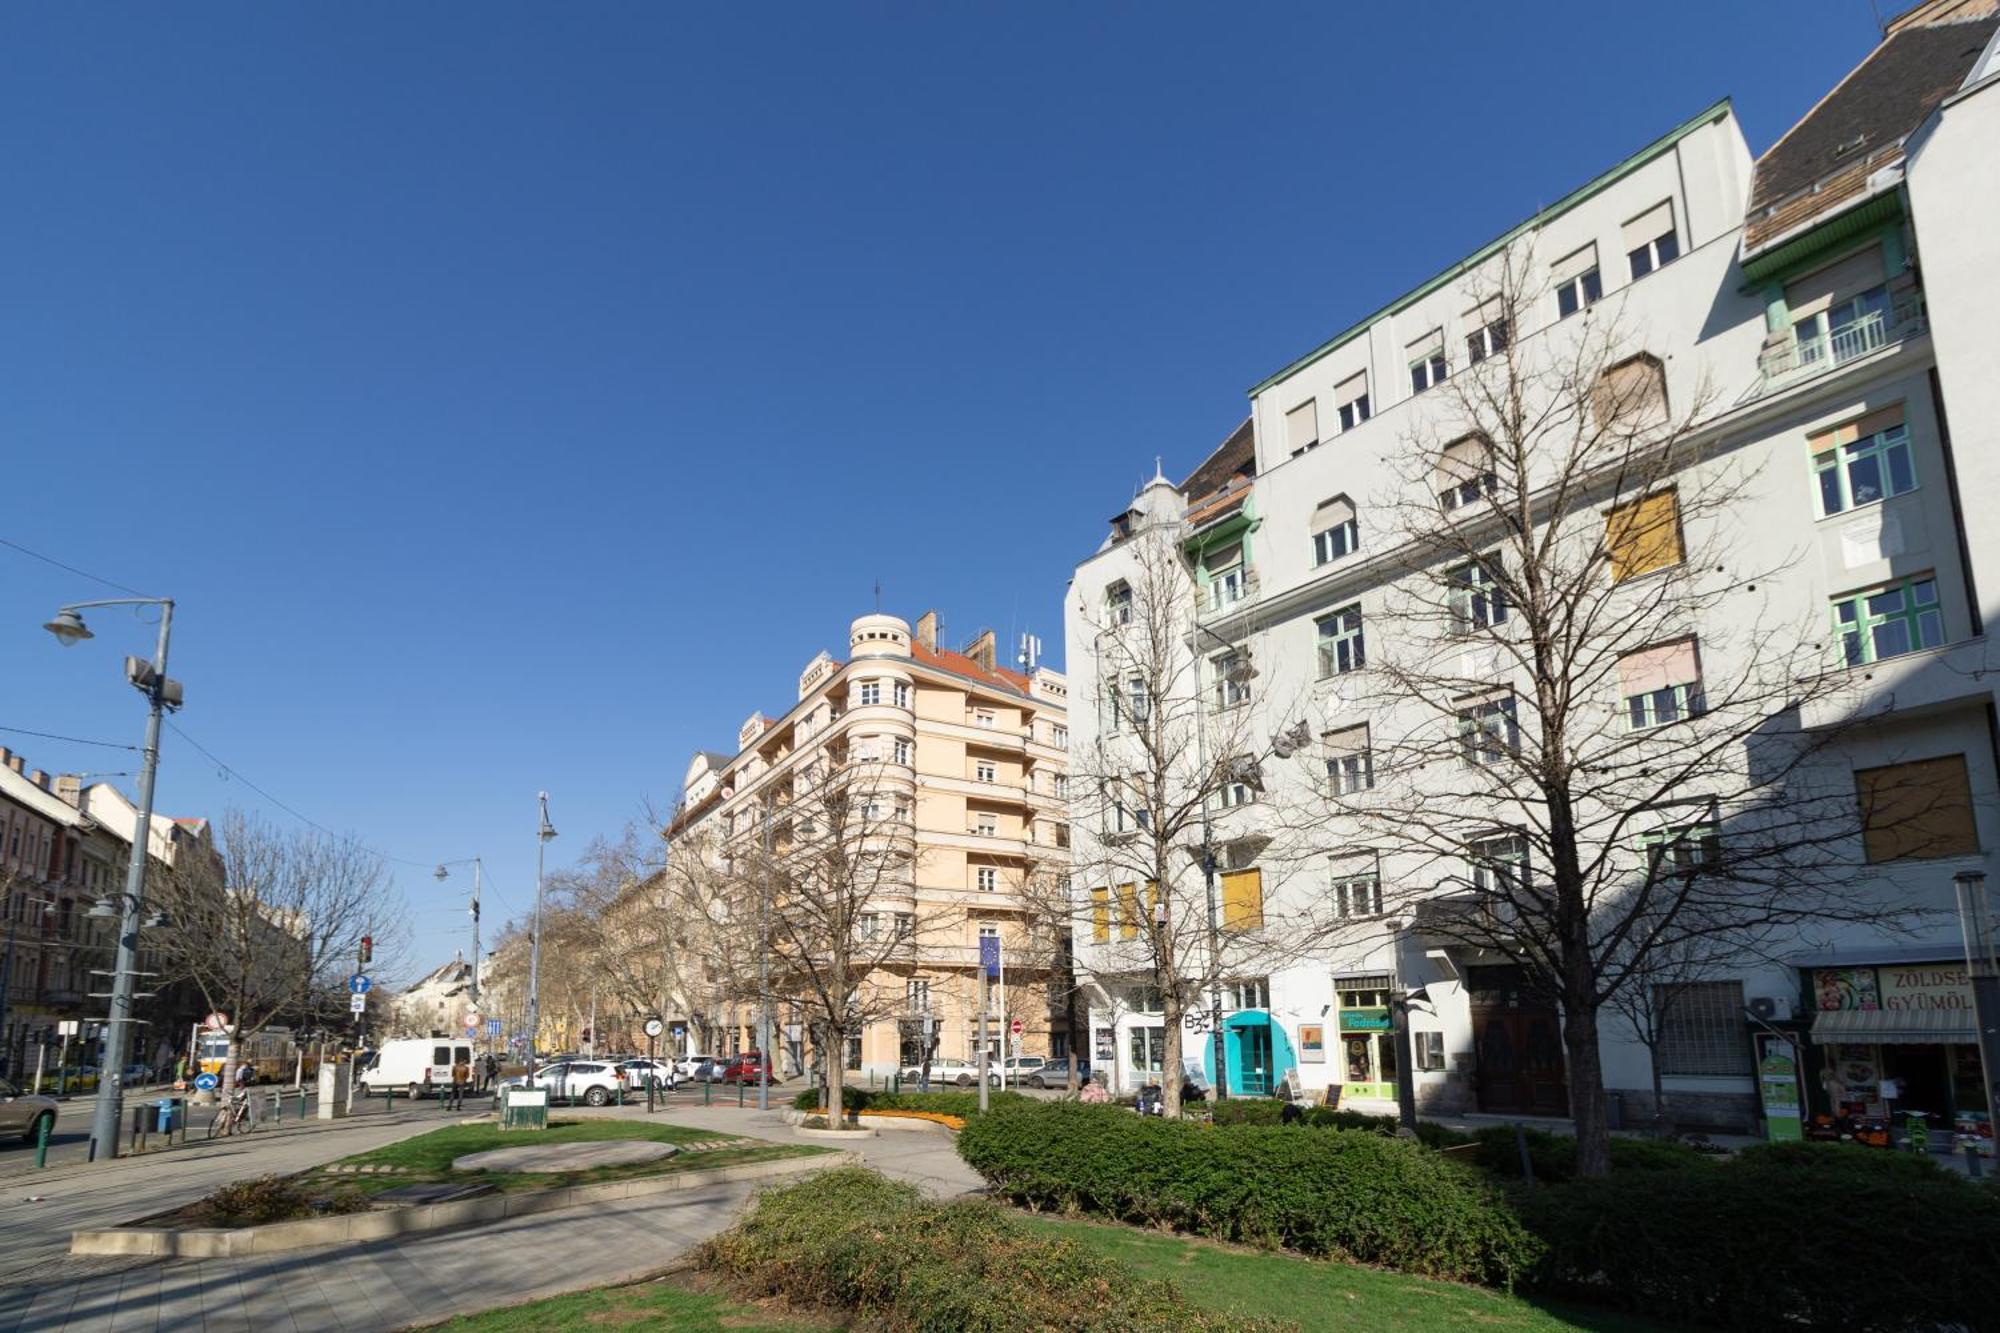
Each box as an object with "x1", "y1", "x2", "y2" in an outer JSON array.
[{"x1": 1810, "y1": 1009, "x2": 1978, "y2": 1045}]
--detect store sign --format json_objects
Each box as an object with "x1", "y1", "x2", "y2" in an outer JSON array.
[
  {"x1": 1338, "y1": 1007, "x2": 1390, "y2": 1032},
  {"x1": 1812, "y1": 968, "x2": 1881, "y2": 1011},
  {"x1": 1298, "y1": 1024, "x2": 1325, "y2": 1062},
  {"x1": 1756, "y1": 1035, "x2": 1804, "y2": 1143},
  {"x1": 1878, "y1": 963, "x2": 1974, "y2": 1014}
]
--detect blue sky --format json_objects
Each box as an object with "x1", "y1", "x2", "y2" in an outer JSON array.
[{"x1": 0, "y1": 2, "x2": 1885, "y2": 979}]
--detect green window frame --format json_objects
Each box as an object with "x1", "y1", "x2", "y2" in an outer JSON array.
[
  {"x1": 1641, "y1": 822, "x2": 1720, "y2": 875},
  {"x1": 1626, "y1": 682, "x2": 1702, "y2": 731},
  {"x1": 1816, "y1": 421, "x2": 1915, "y2": 516},
  {"x1": 1833, "y1": 576, "x2": 1943, "y2": 666}
]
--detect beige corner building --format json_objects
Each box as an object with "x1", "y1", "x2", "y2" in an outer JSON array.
[{"x1": 671, "y1": 610, "x2": 1072, "y2": 1082}]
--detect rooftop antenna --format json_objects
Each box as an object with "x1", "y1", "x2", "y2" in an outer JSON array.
[
  {"x1": 873, "y1": 579, "x2": 882, "y2": 611},
  {"x1": 1018, "y1": 633, "x2": 1042, "y2": 672}
]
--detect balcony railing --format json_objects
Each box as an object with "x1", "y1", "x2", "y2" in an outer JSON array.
[
  {"x1": 1203, "y1": 568, "x2": 1257, "y2": 615},
  {"x1": 1752, "y1": 287, "x2": 1926, "y2": 397}
]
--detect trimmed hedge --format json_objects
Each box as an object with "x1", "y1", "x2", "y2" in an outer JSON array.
[
  {"x1": 1469, "y1": 1124, "x2": 1710, "y2": 1181},
  {"x1": 698, "y1": 1166, "x2": 1285, "y2": 1332},
  {"x1": 1516, "y1": 1142, "x2": 2000, "y2": 1330},
  {"x1": 1207, "y1": 1101, "x2": 1475, "y2": 1150},
  {"x1": 956, "y1": 1101, "x2": 1540, "y2": 1286},
  {"x1": 789, "y1": 1087, "x2": 1030, "y2": 1117}
]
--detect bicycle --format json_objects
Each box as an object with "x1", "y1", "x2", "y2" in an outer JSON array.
[{"x1": 207, "y1": 1090, "x2": 255, "y2": 1139}]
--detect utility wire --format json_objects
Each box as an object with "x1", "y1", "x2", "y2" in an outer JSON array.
[
  {"x1": 0, "y1": 535, "x2": 154, "y2": 599},
  {"x1": 0, "y1": 723, "x2": 139, "y2": 752}
]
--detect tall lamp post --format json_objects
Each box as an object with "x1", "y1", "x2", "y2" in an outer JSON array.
[
  {"x1": 433, "y1": 857, "x2": 483, "y2": 1045},
  {"x1": 527, "y1": 795, "x2": 556, "y2": 1080},
  {"x1": 44, "y1": 597, "x2": 179, "y2": 1160},
  {"x1": 1954, "y1": 870, "x2": 2000, "y2": 1142}
]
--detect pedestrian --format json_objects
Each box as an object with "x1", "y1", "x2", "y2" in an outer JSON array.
[
  {"x1": 448, "y1": 1055, "x2": 470, "y2": 1111},
  {"x1": 483, "y1": 1053, "x2": 499, "y2": 1090}
]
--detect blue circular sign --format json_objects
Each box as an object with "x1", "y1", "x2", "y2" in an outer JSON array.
[
  {"x1": 193, "y1": 1073, "x2": 219, "y2": 1091},
  {"x1": 348, "y1": 974, "x2": 372, "y2": 994}
]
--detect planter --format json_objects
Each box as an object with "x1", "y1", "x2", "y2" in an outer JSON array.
[{"x1": 793, "y1": 1124, "x2": 878, "y2": 1140}]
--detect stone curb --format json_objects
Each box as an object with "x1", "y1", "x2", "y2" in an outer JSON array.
[
  {"x1": 779, "y1": 1108, "x2": 955, "y2": 1135},
  {"x1": 70, "y1": 1150, "x2": 857, "y2": 1259}
]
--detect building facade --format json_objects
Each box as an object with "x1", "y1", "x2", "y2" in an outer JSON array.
[
  {"x1": 1068, "y1": 5, "x2": 2000, "y2": 1139},
  {"x1": 671, "y1": 610, "x2": 1070, "y2": 1083}
]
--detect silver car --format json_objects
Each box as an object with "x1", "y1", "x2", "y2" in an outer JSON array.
[{"x1": 0, "y1": 1079, "x2": 57, "y2": 1142}]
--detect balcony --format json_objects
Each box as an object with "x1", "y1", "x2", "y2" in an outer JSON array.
[{"x1": 1750, "y1": 286, "x2": 1926, "y2": 400}]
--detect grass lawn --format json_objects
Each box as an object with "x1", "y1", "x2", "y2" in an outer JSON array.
[
  {"x1": 305, "y1": 1118, "x2": 827, "y2": 1197},
  {"x1": 1010, "y1": 1212, "x2": 1687, "y2": 1333},
  {"x1": 428, "y1": 1272, "x2": 832, "y2": 1333}
]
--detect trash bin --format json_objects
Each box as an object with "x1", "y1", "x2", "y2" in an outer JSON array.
[
  {"x1": 1606, "y1": 1090, "x2": 1626, "y2": 1131},
  {"x1": 156, "y1": 1097, "x2": 184, "y2": 1134}
]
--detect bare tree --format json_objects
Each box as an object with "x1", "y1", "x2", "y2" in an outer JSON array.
[
  {"x1": 1324, "y1": 246, "x2": 1907, "y2": 1175},
  {"x1": 1070, "y1": 525, "x2": 1328, "y2": 1118},
  {"x1": 152, "y1": 810, "x2": 402, "y2": 1096},
  {"x1": 732, "y1": 749, "x2": 955, "y2": 1119}
]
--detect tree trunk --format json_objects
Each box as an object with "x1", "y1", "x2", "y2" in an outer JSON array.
[
  {"x1": 1563, "y1": 1003, "x2": 1612, "y2": 1176},
  {"x1": 1160, "y1": 994, "x2": 1184, "y2": 1119},
  {"x1": 222, "y1": 1036, "x2": 242, "y2": 1098},
  {"x1": 1648, "y1": 1041, "x2": 1670, "y2": 1139},
  {"x1": 824, "y1": 1023, "x2": 845, "y2": 1123}
]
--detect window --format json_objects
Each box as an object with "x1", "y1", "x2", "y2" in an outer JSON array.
[
  {"x1": 1623, "y1": 199, "x2": 1679, "y2": 279},
  {"x1": 1128, "y1": 1025, "x2": 1165, "y2": 1073},
  {"x1": 1458, "y1": 694, "x2": 1520, "y2": 766},
  {"x1": 1285, "y1": 399, "x2": 1320, "y2": 455},
  {"x1": 1224, "y1": 978, "x2": 1270, "y2": 1010},
  {"x1": 1089, "y1": 886, "x2": 1110, "y2": 942},
  {"x1": 1055, "y1": 822, "x2": 1070, "y2": 849},
  {"x1": 1311, "y1": 495, "x2": 1358, "y2": 566},
  {"x1": 1107, "y1": 582, "x2": 1133, "y2": 625},
  {"x1": 907, "y1": 978, "x2": 930, "y2": 1011},
  {"x1": 1126, "y1": 675, "x2": 1150, "y2": 723},
  {"x1": 858, "y1": 913, "x2": 881, "y2": 940},
  {"x1": 1053, "y1": 773, "x2": 1069, "y2": 799},
  {"x1": 1316, "y1": 605, "x2": 1365, "y2": 677},
  {"x1": 975, "y1": 759, "x2": 997, "y2": 783},
  {"x1": 1619, "y1": 638, "x2": 1703, "y2": 731},
  {"x1": 893, "y1": 737, "x2": 912, "y2": 765},
  {"x1": 1469, "y1": 835, "x2": 1529, "y2": 897},
  {"x1": 1436, "y1": 434, "x2": 1495, "y2": 511},
  {"x1": 1786, "y1": 246, "x2": 1891, "y2": 372},
  {"x1": 1605, "y1": 490, "x2": 1683, "y2": 582},
  {"x1": 1857, "y1": 755, "x2": 1979, "y2": 862},
  {"x1": 1414, "y1": 1031, "x2": 1446, "y2": 1071},
  {"x1": 1052, "y1": 725, "x2": 1068, "y2": 750},
  {"x1": 894, "y1": 912, "x2": 914, "y2": 939},
  {"x1": 974, "y1": 812, "x2": 998, "y2": 837},
  {"x1": 1216, "y1": 770, "x2": 1256, "y2": 809},
  {"x1": 1205, "y1": 542, "x2": 1249, "y2": 610},
  {"x1": 1833, "y1": 576, "x2": 1944, "y2": 666},
  {"x1": 1656, "y1": 981, "x2": 1752, "y2": 1076},
  {"x1": 857, "y1": 681, "x2": 881, "y2": 707},
  {"x1": 1221, "y1": 867, "x2": 1264, "y2": 930},
  {"x1": 1408, "y1": 330, "x2": 1447, "y2": 393},
  {"x1": 974, "y1": 709, "x2": 996, "y2": 729},
  {"x1": 1332, "y1": 867, "x2": 1383, "y2": 918},
  {"x1": 1552, "y1": 243, "x2": 1601, "y2": 318},
  {"x1": 1593, "y1": 355, "x2": 1667, "y2": 427},
  {"x1": 1334, "y1": 371, "x2": 1370, "y2": 431},
  {"x1": 845, "y1": 1034, "x2": 863, "y2": 1071},
  {"x1": 1813, "y1": 404, "x2": 1914, "y2": 516},
  {"x1": 893, "y1": 682, "x2": 911, "y2": 709},
  {"x1": 1642, "y1": 822, "x2": 1721, "y2": 875},
  {"x1": 978, "y1": 922, "x2": 1000, "y2": 944},
  {"x1": 970, "y1": 865, "x2": 996, "y2": 893},
  {"x1": 1324, "y1": 724, "x2": 1374, "y2": 795},
  {"x1": 1213, "y1": 654, "x2": 1251, "y2": 708},
  {"x1": 1448, "y1": 559, "x2": 1508, "y2": 633},
  {"x1": 1464, "y1": 299, "x2": 1510, "y2": 365}
]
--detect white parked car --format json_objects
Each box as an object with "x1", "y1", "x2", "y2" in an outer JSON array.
[
  {"x1": 898, "y1": 1057, "x2": 999, "y2": 1088},
  {"x1": 502, "y1": 1060, "x2": 626, "y2": 1106},
  {"x1": 998, "y1": 1056, "x2": 1046, "y2": 1085}
]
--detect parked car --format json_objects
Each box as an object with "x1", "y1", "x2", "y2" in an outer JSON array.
[
  {"x1": 355, "y1": 1038, "x2": 478, "y2": 1098},
  {"x1": 899, "y1": 1058, "x2": 998, "y2": 1088},
  {"x1": 0, "y1": 1080, "x2": 57, "y2": 1143},
  {"x1": 687, "y1": 1058, "x2": 728, "y2": 1082},
  {"x1": 615, "y1": 1058, "x2": 676, "y2": 1089},
  {"x1": 674, "y1": 1052, "x2": 718, "y2": 1079},
  {"x1": 718, "y1": 1051, "x2": 774, "y2": 1084},
  {"x1": 502, "y1": 1060, "x2": 626, "y2": 1106},
  {"x1": 1026, "y1": 1057, "x2": 1090, "y2": 1090},
  {"x1": 998, "y1": 1056, "x2": 1046, "y2": 1085}
]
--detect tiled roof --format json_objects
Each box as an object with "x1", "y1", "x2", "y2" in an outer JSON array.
[
  {"x1": 1745, "y1": 14, "x2": 1997, "y2": 250},
  {"x1": 1179, "y1": 416, "x2": 1255, "y2": 502},
  {"x1": 912, "y1": 641, "x2": 1032, "y2": 694}
]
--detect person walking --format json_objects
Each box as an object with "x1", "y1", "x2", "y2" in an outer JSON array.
[
  {"x1": 448, "y1": 1055, "x2": 470, "y2": 1111},
  {"x1": 483, "y1": 1053, "x2": 499, "y2": 1092}
]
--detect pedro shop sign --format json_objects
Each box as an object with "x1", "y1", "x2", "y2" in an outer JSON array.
[{"x1": 1879, "y1": 964, "x2": 1974, "y2": 1014}]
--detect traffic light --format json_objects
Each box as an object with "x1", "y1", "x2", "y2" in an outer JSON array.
[{"x1": 359, "y1": 935, "x2": 373, "y2": 965}]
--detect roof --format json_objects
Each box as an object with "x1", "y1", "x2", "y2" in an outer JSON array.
[
  {"x1": 911, "y1": 640, "x2": 1032, "y2": 694},
  {"x1": 0, "y1": 764, "x2": 81, "y2": 828},
  {"x1": 1179, "y1": 416, "x2": 1255, "y2": 501},
  {"x1": 1745, "y1": 14, "x2": 1998, "y2": 250},
  {"x1": 1248, "y1": 98, "x2": 1734, "y2": 397}
]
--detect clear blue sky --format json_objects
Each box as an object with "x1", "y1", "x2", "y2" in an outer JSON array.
[{"x1": 0, "y1": 2, "x2": 1885, "y2": 980}]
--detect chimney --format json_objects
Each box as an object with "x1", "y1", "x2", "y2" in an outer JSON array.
[
  {"x1": 5, "y1": 753, "x2": 22, "y2": 775},
  {"x1": 29, "y1": 770, "x2": 48, "y2": 791},
  {"x1": 915, "y1": 611, "x2": 940, "y2": 653},
  {"x1": 964, "y1": 628, "x2": 996, "y2": 671},
  {"x1": 55, "y1": 775, "x2": 83, "y2": 808},
  {"x1": 0, "y1": 747, "x2": 10, "y2": 771}
]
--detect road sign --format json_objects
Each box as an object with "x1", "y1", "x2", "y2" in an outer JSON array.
[
  {"x1": 193, "y1": 1072, "x2": 218, "y2": 1091},
  {"x1": 486, "y1": 1018, "x2": 503, "y2": 1036},
  {"x1": 347, "y1": 975, "x2": 372, "y2": 995},
  {"x1": 349, "y1": 993, "x2": 367, "y2": 1014},
  {"x1": 57, "y1": 1019, "x2": 79, "y2": 1038},
  {"x1": 203, "y1": 1012, "x2": 229, "y2": 1032},
  {"x1": 979, "y1": 936, "x2": 1000, "y2": 979},
  {"x1": 463, "y1": 1013, "x2": 481, "y2": 1031},
  {"x1": 1009, "y1": 1017, "x2": 1024, "y2": 1037},
  {"x1": 643, "y1": 1017, "x2": 664, "y2": 1039}
]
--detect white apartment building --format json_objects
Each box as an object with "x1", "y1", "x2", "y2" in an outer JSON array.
[{"x1": 1068, "y1": 5, "x2": 2000, "y2": 1136}]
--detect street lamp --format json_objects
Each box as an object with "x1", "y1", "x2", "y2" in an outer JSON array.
[
  {"x1": 433, "y1": 858, "x2": 483, "y2": 1018},
  {"x1": 1390, "y1": 984, "x2": 1432, "y2": 1135},
  {"x1": 43, "y1": 597, "x2": 179, "y2": 1160},
  {"x1": 1953, "y1": 871, "x2": 2000, "y2": 1147},
  {"x1": 527, "y1": 795, "x2": 556, "y2": 1080}
]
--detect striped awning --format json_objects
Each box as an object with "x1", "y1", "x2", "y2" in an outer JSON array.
[{"x1": 1810, "y1": 1008, "x2": 1977, "y2": 1046}]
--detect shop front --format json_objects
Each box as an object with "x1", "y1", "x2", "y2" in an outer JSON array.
[
  {"x1": 1334, "y1": 974, "x2": 1398, "y2": 1105},
  {"x1": 1806, "y1": 961, "x2": 1988, "y2": 1150}
]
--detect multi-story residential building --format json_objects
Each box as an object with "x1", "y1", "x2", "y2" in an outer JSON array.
[
  {"x1": 1068, "y1": 2, "x2": 2000, "y2": 1137},
  {"x1": 670, "y1": 609, "x2": 1070, "y2": 1083},
  {"x1": 389, "y1": 956, "x2": 477, "y2": 1039}
]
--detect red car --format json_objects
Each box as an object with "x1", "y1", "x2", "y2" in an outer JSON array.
[{"x1": 718, "y1": 1051, "x2": 774, "y2": 1084}]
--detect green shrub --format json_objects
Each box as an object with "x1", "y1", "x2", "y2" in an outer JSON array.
[
  {"x1": 197, "y1": 1174, "x2": 371, "y2": 1226},
  {"x1": 956, "y1": 1102, "x2": 1541, "y2": 1286},
  {"x1": 790, "y1": 1087, "x2": 1027, "y2": 1117},
  {"x1": 1516, "y1": 1148, "x2": 2000, "y2": 1330},
  {"x1": 1469, "y1": 1125, "x2": 1709, "y2": 1180},
  {"x1": 698, "y1": 1166, "x2": 1285, "y2": 1332},
  {"x1": 1735, "y1": 1137, "x2": 1955, "y2": 1181}
]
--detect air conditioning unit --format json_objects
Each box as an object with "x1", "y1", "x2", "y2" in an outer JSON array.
[{"x1": 1747, "y1": 994, "x2": 1793, "y2": 1022}]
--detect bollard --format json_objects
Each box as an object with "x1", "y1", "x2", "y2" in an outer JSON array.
[
  {"x1": 703, "y1": 1078, "x2": 712, "y2": 1106},
  {"x1": 273, "y1": 1092, "x2": 282, "y2": 1125},
  {"x1": 35, "y1": 1110, "x2": 52, "y2": 1167},
  {"x1": 1965, "y1": 1141, "x2": 1985, "y2": 1180},
  {"x1": 130, "y1": 1106, "x2": 146, "y2": 1154},
  {"x1": 1513, "y1": 1123, "x2": 1534, "y2": 1183},
  {"x1": 736, "y1": 1079, "x2": 744, "y2": 1107},
  {"x1": 299, "y1": 1087, "x2": 308, "y2": 1121}
]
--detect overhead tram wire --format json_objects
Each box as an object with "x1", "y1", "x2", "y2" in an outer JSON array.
[
  {"x1": 0, "y1": 724, "x2": 139, "y2": 752},
  {"x1": 0, "y1": 535, "x2": 155, "y2": 599}
]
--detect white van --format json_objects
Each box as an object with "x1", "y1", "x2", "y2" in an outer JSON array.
[{"x1": 358, "y1": 1038, "x2": 475, "y2": 1098}]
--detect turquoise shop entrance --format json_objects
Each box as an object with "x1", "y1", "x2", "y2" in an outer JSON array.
[{"x1": 1219, "y1": 1012, "x2": 1295, "y2": 1095}]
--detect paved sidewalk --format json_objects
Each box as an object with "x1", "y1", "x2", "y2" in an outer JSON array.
[{"x1": 660, "y1": 1102, "x2": 985, "y2": 1197}]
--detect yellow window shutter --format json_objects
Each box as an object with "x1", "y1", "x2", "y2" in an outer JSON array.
[
  {"x1": 1116, "y1": 883, "x2": 1140, "y2": 940},
  {"x1": 1090, "y1": 887, "x2": 1110, "y2": 943},
  {"x1": 1857, "y1": 755, "x2": 1979, "y2": 863},
  {"x1": 1221, "y1": 868, "x2": 1263, "y2": 930},
  {"x1": 1607, "y1": 491, "x2": 1683, "y2": 583}
]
